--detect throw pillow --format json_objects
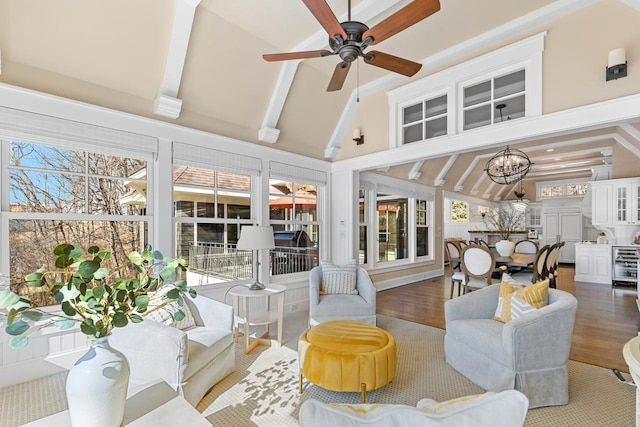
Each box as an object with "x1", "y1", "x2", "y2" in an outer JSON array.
[
  {"x1": 144, "y1": 289, "x2": 196, "y2": 330},
  {"x1": 320, "y1": 260, "x2": 358, "y2": 295},
  {"x1": 493, "y1": 278, "x2": 549, "y2": 323}
]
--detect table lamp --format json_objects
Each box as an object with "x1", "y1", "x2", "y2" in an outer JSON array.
[{"x1": 237, "y1": 226, "x2": 275, "y2": 290}]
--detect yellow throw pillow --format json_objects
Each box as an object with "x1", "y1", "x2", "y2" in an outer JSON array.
[{"x1": 493, "y1": 279, "x2": 549, "y2": 323}]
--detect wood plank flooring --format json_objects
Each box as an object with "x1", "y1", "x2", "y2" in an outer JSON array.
[{"x1": 377, "y1": 265, "x2": 640, "y2": 372}]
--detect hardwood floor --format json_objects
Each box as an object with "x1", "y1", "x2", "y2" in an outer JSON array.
[{"x1": 377, "y1": 264, "x2": 640, "y2": 372}]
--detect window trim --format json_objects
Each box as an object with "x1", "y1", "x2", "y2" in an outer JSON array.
[{"x1": 536, "y1": 179, "x2": 590, "y2": 199}]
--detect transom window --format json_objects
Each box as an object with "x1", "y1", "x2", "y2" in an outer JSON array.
[{"x1": 538, "y1": 181, "x2": 589, "y2": 198}]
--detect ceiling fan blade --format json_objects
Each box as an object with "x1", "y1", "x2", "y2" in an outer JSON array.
[
  {"x1": 327, "y1": 61, "x2": 351, "y2": 92},
  {"x1": 302, "y1": 0, "x2": 347, "y2": 40},
  {"x1": 363, "y1": 0, "x2": 440, "y2": 45},
  {"x1": 364, "y1": 51, "x2": 422, "y2": 77},
  {"x1": 263, "y1": 50, "x2": 332, "y2": 62}
]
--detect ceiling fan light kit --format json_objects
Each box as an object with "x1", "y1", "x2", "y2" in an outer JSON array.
[{"x1": 263, "y1": 0, "x2": 440, "y2": 91}]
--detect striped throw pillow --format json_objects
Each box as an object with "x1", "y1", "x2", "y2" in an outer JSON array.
[
  {"x1": 320, "y1": 260, "x2": 358, "y2": 295},
  {"x1": 493, "y1": 278, "x2": 549, "y2": 323},
  {"x1": 144, "y1": 289, "x2": 196, "y2": 330}
]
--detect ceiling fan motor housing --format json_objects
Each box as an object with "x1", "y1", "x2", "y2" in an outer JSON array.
[{"x1": 330, "y1": 21, "x2": 370, "y2": 63}]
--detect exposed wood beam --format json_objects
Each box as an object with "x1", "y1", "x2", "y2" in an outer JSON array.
[{"x1": 154, "y1": 0, "x2": 201, "y2": 119}]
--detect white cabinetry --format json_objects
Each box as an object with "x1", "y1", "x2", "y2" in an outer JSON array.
[
  {"x1": 525, "y1": 203, "x2": 542, "y2": 228},
  {"x1": 574, "y1": 243, "x2": 612, "y2": 284},
  {"x1": 543, "y1": 212, "x2": 582, "y2": 263},
  {"x1": 591, "y1": 178, "x2": 640, "y2": 226}
]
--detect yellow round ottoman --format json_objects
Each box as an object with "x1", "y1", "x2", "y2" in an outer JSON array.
[{"x1": 298, "y1": 320, "x2": 396, "y2": 403}]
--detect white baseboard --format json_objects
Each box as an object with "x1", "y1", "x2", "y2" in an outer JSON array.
[{"x1": 374, "y1": 269, "x2": 445, "y2": 291}]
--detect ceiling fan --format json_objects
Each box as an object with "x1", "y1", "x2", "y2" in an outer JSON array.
[{"x1": 262, "y1": 0, "x2": 441, "y2": 91}]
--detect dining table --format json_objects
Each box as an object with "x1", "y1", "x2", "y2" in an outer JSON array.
[{"x1": 496, "y1": 252, "x2": 536, "y2": 268}]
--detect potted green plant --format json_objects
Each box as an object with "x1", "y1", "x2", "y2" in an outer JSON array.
[
  {"x1": 0, "y1": 242, "x2": 195, "y2": 427},
  {"x1": 483, "y1": 207, "x2": 525, "y2": 256}
]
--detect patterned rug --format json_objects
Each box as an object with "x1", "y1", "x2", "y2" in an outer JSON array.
[{"x1": 0, "y1": 314, "x2": 636, "y2": 426}]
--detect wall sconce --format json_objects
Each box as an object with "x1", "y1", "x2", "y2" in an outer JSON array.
[
  {"x1": 478, "y1": 206, "x2": 491, "y2": 219},
  {"x1": 353, "y1": 129, "x2": 364, "y2": 145},
  {"x1": 606, "y1": 48, "x2": 627, "y2": 81}
]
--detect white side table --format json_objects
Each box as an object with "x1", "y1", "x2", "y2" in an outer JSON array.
[
  {"x1": 229, "y1": 284, "x2": 286, "y2": 354},
  {"x1": 21, "y1": 379, "x2": 211, "y2": 426}
]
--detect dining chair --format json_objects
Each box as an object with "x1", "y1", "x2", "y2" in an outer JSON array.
[
  {"x1": 510, "y1": 244, "x2": 550, "y2": 284},
  {"x1": 476, "y1": 239, "x2": 491, "y2": 250},
  {"x1": 445, "y1": 241, "x2": 463, "y2": 298},
  {"x1": 514, "y1": 240, "x2": 538, "y2": 254},
  {"x1": 460, "y1": 245, "x2": 500, "y2": 294},
  {"x1": 545, "y1": 243, "x2": 562, "y2": 288}
]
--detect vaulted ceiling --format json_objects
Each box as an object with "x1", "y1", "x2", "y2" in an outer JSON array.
[{"x1": 1, "y1": 0, "x2": 639, "y2": 202}]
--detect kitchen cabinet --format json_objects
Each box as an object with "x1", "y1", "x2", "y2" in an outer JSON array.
[
  {"x1": 525, "y1": 203, "x2": 542, "y2": 228},
  {"x1": 574, "y1": 243, "x2": 611, "y2": 284},
  {"x1": 590, "y1": 178, "x2": 640, "y2": 226}
]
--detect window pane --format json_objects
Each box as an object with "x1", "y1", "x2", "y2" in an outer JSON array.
[
  {"x1": 217, "y1": 171, "x2": 251, "y2": 192},
  {"x1": 403, "y1": 103, "x2": 423, "y2": 124},
  {"x1": 271, "y1": 225, "x2": 319, "y2": 275},
  {"x1": 88, "y1": 153, "x2": 146, "y2": 178},
  {"x1": 425, "y1": 95, "x2": 447, "y2": 119},
  {"x1": 377, "y1": 196, "x2": 408, "y2": 262},
  {"x1": 10, "y1": 170, "x2": 85, "y2": 214},
  {"x1": 197, "y1": 202, "x2": 216, "y2": 218},
  {"x1": 359, "y1": 225, "x2": 368, "y2": 264},
  {"x1": 89, "y1": 177, "x2": 143, "y2": 215},
  {"x1": 227, "y1": 203, "x2": 251, "y2": 219},
  {"x1": 10, "y1": 141, "x2": 84, "y2": 172},
  {"x1": 416, "y1": 227, "x2": 429, "y2": 257},
  {"x1": 494, "y1": 69, "x2": 525, "y2": 99},
  {"x1": 175, "y1": 201, "x2": 194, "y2": 217},
  {"x1": 425, "y1": 116, "x2": 447, "y2": 139},
  {"x1": 9, "y1": 219, "x2": 146, "y2": 307},
  {"x1": 403, "y1": 123, "x2": 422, "y2": 144},
  {"x1": 451, "y1": 200, "x2": 469, "y2": 222},
  {"x1": 463, "y1": 104, "x2": 491, "y2": 130},
  {"x1": 464, "y1": 80, "x2": 491, "y2": 107}
]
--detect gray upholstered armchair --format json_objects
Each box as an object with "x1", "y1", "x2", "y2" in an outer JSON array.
[
  {"x1": 308, "y1": 266, "x2": 377, "y2": 326},
  {"x1": 444, "y1": 284, "x2": 577, "y2": 408},
  {"x1": 110, "y1": 295, "x2": 235, "y2": 406}
]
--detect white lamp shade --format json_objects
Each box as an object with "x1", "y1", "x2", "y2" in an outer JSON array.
[{"x1": 237, "y1": 226, "x2": 275, "y2": 250}]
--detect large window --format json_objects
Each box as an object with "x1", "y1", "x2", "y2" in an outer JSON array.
[
  {"x1": 173, "y1": 166, "x2": 253, "y2": 283},
  {"x1": 359, "y1": 173, "x2": 435, "y2": 268},
  {"x1": 269, "y1": 180, "x2": 319, "y2": 275},
  {"x1": 5, "y1": 140, "x2": 149, "y2": 307}
]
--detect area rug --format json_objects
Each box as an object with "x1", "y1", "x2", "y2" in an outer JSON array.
[
  {"x1": 0, "y1": 314, "x2": 636, "y2": 426},
  {"x1": 197, "y1": 314, "x2": 636, "y2": 426}
]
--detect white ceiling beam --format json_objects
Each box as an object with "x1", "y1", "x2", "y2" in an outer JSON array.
[
  {"x1": 154, "y1": 0, "x2": 201, "y2": 119},
  {"x1": 259, "y1": 0, "x2": 403, "y2": 144},
  {"x1": 613, "y1": 133, "x2": 640, "y2": 158},
  {"x1": 619, "y1": 123, "x2": 640, "y2": 143},
  {"x1": 408, "y1": 161, "x2": 424, "y2": 180},
  {"x1": 326, "y1": 0, "x2": 597, "y2": 159},
  {"x1": 434, "y1": 154, "x2": 458, "y2": 186}
]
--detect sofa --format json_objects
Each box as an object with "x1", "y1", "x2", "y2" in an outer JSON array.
[
  {"x1": 299, "y1": 390, "x2": 529, "y2": 427},
  {"x1": 110, "y1": 294, "x2": 235, "y2": 406},
  {"x1": 444, "y1": 283, "x2": 577, "y2": 408}
]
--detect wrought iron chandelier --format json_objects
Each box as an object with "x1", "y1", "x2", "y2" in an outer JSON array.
[{"x1": 484, "y1": 146, "x2": 532, "y2": 185}]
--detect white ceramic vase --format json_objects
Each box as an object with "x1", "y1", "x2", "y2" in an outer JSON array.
[
  {"x1": 65, "y1": 336, "x2": 130, "y2": 427},
  {"x1": 495, "y1": 240, "x2": 515, "y2": 257}
]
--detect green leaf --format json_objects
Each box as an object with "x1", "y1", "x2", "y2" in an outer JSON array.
[
  {"x1": 188, "y1": 288, "x2": 197, "y2": 299},
  {"x1": 58, "y1": 285, "x2": 81, "y2": 302},
  {"x1": 55, "y1": 318, "x2": 76, "y2": 330},
  {"x1": 9, "y1": 335, "x2": 29, "y2": 350},
  {"x1": 129, "y1": 313, "x2": 144, "y2": 323},
  {"x1": 77, "y1": 260, "x2": 100, "y2": 280},
  {"x1": 0, "y1": 290, "x2": 20, "y2": 309},
  {"x1": 53, "y1": 243, "x2": 73, "y2": 256},
  {"x1": 159, "y1": 266, "x2": 175, "y2": 281},
  {"x1": 172, "y1": 310, "x2": 185, "y2": 322},
  {"x1": 88, "y1": 246, "x2": 100, "y2": 255},
  {"x1": 128, "y1": 251, "x2": 143, "y2": 266},
  {"x1": 166, "y1": 288, "x2": 180, "y2": 300},
  {"x1": 54, "y1": 254, "x2": 69, "y2": 269},
  {"x1": 92, "y1": 286, "x2": 106, "y2": 299},
  {"x1": 24, "y1": 272, "x2": 45, "y2": 287},
  {"x1": 80, "y1": 321, "x2": 96, "y2": 336},
  {"x1": 21, "y1": 310, "x2": 43, "y2": 321},
  {"x1": 135, "y1": 294, "x2": 149, "y2": 310},
  {"x1": 61, "y1": 301, "x2": 76, "y2": 317},
  {"x1": 93, "y1": 268, "x2": 110, "y2": 280},
  {"x1": 6, "y1": 320, "x2": 29, "y2": 336},
  {"x1": 153, "y1": 250, "x2": 163, "y2": 260},
  {"x1": 113, "y1": 311, "x2": 128, "y2": 328},
  {"x1": 173, "y1": 280, "x2": 187, "y2": 290}
]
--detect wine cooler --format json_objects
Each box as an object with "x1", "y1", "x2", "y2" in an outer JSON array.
[{"x1": 612, "y1": 246, "x2": 639, "y2": 285}]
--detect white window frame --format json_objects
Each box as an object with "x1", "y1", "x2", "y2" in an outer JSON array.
[
  {"x1": 536, "y1": 179, "x2": 590, "y2": 199},
  {"x1": 388, "y1": 32, "x2": 545, "y2": 149}
]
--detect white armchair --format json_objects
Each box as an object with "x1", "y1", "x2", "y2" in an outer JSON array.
[
  {"x1": 110, "y1": 294, "x2": 235, "y2": 406},
  {"x1": 309, "y1": 266, "x2": 377, "y2": 326}
]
